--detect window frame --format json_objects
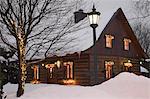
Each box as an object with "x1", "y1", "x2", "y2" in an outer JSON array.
[
  {"x1": 32, "y1": 65, "x2": 39, "y2": 80},
  {"x1": 104, "y1": 61, "x2": 114, "y2": 79},
  {"x1": 105, "y1": 35, "x2": 114, "y2": 48},
  {"x1": 123, "y1": 38, "x2": 131, "y2": 51}
]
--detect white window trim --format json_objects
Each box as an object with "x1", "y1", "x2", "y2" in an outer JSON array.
[
  {"x1": 105, "y1": 35, "x2": 114, "y2": 48},
  {"x1": 124, "y1": 38, "x2": 131, "y2": 50}
]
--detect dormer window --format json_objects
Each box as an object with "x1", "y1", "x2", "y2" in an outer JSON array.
[
  {"x1": 105, "y1": 35, "x2": 114, "y2": 48},
  {"x1": 124, "y1": 38, "x2": 131, "y2": 50}
]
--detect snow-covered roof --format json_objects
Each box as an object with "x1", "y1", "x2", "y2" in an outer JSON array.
[{"x1": 140, "y1": 66, "x2": 149, "y2": 73}]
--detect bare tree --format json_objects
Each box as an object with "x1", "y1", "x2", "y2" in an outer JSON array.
[
  {"x1": 130, "y1": 0, "x2": 150, "y2": 57},
  {"x1": 132, "y1": 21, "x2": 150, "y2": 56},
  {"x1": 0, "y1": 0, "x2": 83, "y2": 97}
]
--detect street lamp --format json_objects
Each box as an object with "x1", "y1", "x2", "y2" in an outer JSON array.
[
  {"x1": 74, "y1": 5, "x2": 100, "y2": 84},
  {"x1": 88, "y1": 5, "x2": 100, "y2": 45},
  {"x1": 74, "y1": 5, "x2": 100, "y2": 44}
]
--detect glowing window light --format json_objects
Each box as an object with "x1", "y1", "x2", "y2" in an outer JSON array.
[
  {"x1": 124, "y1": 60, "x2": 133, "y2": 67},
  {"x1": 105, "y1": 35, "x2": 114, "y2": 48},
  {"x1": 105, "y1": 61, "x2": 114, "y2": 79},
  {"x1": 31, "y1": 65, "x2": 40, "y2": 84},
  {"x1": 55, "y1": 60, "x2": 61, "y2": 68},
  {"x1": 63, "y1": 79, "x2": 76, "y2": 85},
  {"x1": 124, "y1": 38, "x2": 131, "y2": 50},
  {"x1": 124, "y1": 62, "x2": 133, "y2": 67},
  {"x1": 42, "y1": 64, "x2": 45, "y2": 66},
  {"x1": 63, "y1": 62, "x2": 73, "y2": 79}
]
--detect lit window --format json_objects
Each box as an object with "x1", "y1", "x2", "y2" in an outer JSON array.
[
  {"x1": 32, "y1": 65, "x2": 39, "y2": 80},
  {"x1": 49, "y1": 67, "x2": 53, "y2": 78},
  {"x1": 105, "y1": 61, "x2": 114, "y2": 79},
  {"x1": 45, "y1": 64, "x2": 55, "y2": 79},
  {"x1": 64, "y1": 62, "x2": 73, "y2": 79},
  {"x1": 124, "y1": 60, "x2": 133, "y2": 71},
  {"x1": 124, "y1": 38, "x2": 131, "y2": 50},
  {"x1": 105, "y1": 35, "x2": 114, "y2": 48}
]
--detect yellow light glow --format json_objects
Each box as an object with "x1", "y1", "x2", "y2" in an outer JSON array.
[
  {"x1": 105, "y1": 35, "x2": 114, "y2": 48},
  {"x1": 128, "y1": 60, "x2": 131, "y2": 63},
  {"x1": 105, "y1": 61, "x2": 114, "y2": 65},
  {"x1": 124, "y1": 62, "x2": 133, "y2": 67},
  {"x1": 63, "y1": 79, "x2": 76, "y2": 85},
  {"x1": 30, "y1": 79, "x2": 40, "y2": 84},
  {"x1": 45, "y1": 64, "x2": 55, "y2": 68},
  {"x1": 124, "y1": 38, "x2": 131, "y2": 50},
  {"x1": 56, "y1": 60, "x2": 61, "y2": 68}
]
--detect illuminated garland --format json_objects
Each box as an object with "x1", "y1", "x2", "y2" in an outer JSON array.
[{"x1": 18, "y1": 26, "x2": 27, "y2": 89}]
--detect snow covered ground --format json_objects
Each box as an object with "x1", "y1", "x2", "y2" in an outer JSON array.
[{"x1": 4, "y1": 72, "x2": 150, "y2": 99}]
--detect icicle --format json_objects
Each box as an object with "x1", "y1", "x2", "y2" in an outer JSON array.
[{"x1": 77, "y1": 51, "x2": 81, "y2": 59}]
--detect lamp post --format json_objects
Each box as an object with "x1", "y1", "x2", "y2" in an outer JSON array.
[
  {"x1": 88, "y1": 5, "x2": 100, "y2": 45},
  {"x1": 74, "y1": 5, "x2": 100, "y2": 84}
]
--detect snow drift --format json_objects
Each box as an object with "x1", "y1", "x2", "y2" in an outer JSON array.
[{"x1": 4, "y1": 72, "x2": 150, "y2": 99}]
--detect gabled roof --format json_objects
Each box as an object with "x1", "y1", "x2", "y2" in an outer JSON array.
[
  {"x1": 56, "y1": 8, "x2": 148, "y2": 59},
  {"x1": 54, "y1": 8, "x2": 118, "y2": 56},
  {"x1": 61, "y1": 8, "x2": 148, "y2": 58},
  {"x1": 115, "y1": 8, "x2": 148, "y2": 58}
]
